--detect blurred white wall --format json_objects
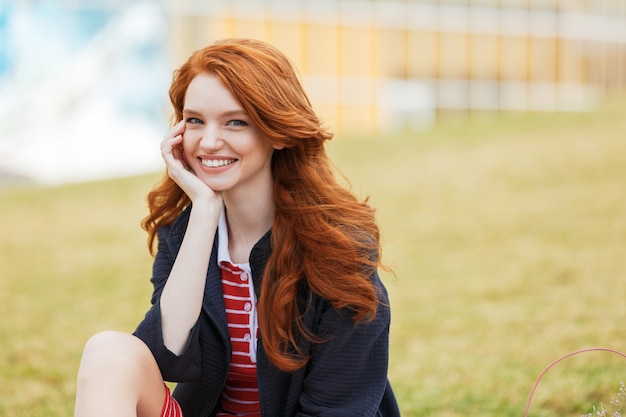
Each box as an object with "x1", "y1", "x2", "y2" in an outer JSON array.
[{"x1": 0, "y1": 1, "x2": 171, "y2": 185}]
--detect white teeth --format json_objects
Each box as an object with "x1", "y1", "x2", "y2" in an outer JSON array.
[{"x1": 202, "y1": 159, "x2": 235, "y2": 168}]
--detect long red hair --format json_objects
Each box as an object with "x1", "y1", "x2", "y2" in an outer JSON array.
[{"x1": 142, "y1": 38, "x2": 382, "y2": 371}]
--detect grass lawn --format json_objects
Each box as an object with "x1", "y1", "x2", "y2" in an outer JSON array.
[{"x1": 1, "y1": 100, "x2": 625, "y2": 416}]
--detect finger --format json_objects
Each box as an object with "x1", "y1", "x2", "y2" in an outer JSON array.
[
  {"x1": 171, "y1": 143, "x2": 189, "y2": 170},
  {"x1": 161, "y1": 121, "x2": 185, "y2": 147},
  {"x1": 161, "y1": 136, "x2": 182, "y2": 159}
]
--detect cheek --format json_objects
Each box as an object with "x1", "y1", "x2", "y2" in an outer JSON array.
[
  {"x1": 181, "y1": 131, "x2": 197, "y2": 149},
  {"x1": 181, "y1": 134, "x2": 197, "y2": 161},
  {"x1": 182, "y1": 131, "x2": 194, "y2": 145}
]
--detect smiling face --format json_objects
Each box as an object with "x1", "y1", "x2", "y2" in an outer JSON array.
[{"x1": 182, "y1": 72, "x2": 278, "y2": 198}]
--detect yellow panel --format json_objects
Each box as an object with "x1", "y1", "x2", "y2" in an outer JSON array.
[
  {"x1": 439, "y1": 33, "x2": 469, "y2": 79},
  {"x1": 605, "y1": 45, "x2": 625, "y2": 89},
  {"x1": 304, "y1": 24, "x2": 338, "y2": 75},
  {"x1": 406, "y1": 30, "x2": 438, "y2": 78},
  {"x1": 339, "y1": 26, "x2": 373, "y2": 77},
  {"x1": 556, "y1": 39, "x2": 585, "y2": 83},
  {"x1": 469, "y1": 34, "x2": 499, "y2": 79},
  {"x1": 267, "y1": 21, "x2": 304, "y2": 71},
  {"x1": 231, "y1": 18, "x2": 267, "y2": 40},
  {"x1": 205, "y1": 16, "x2": 231, "y2": 42},
  {"x1": 374, "y1": 28, "x2": 407, "y2": 78},
  {"x1": 170, "y1": 15, "x2": 214, "y2": 61},
  {"x1": 528, "y1": 37, "x2": 556, "y2": 82},
  {"x1": 500, "y1": 35, "x2": 528, "y2": 80}
]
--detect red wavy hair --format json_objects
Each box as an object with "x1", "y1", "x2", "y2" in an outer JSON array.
[{"x1": 142, "y1": 38, "x2": 382, "y2": 371}]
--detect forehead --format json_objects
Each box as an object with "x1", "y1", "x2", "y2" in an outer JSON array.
[{"x1": 184, "y1": 73, "x2": 243, "y2": 111}]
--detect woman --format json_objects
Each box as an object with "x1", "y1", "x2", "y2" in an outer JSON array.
[{"x1": 74, "y1": 38, "x2": 400, "y2": 417}]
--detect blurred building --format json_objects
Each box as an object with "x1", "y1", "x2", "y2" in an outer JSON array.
[
  {"x1": 1, "y1": 0, "x2": 625, "y2": 183},
  {"x1": 164, "y1": 0, "x2": 626, "y2": 134}
]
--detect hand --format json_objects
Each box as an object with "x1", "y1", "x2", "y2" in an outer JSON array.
[{"x1": 160, "y1": 121, "x2": 223, "y2": 209}]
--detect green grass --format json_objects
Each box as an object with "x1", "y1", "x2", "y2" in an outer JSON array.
[{"x1": 1, "y1": 100, "x2": 625, "y2": 416}]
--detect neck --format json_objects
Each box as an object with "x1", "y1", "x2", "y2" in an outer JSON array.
[{"x1": 223, "y1": 192, "x2": 274, "y2": 264}]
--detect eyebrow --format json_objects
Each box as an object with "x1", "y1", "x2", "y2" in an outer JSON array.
[{"x1": 182, "y1": 108, "x2": 249, "y2": 118}]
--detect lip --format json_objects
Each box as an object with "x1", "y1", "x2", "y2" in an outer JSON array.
[{"x1": 198, "y1": 156, "x2": 238, "y2": 174}]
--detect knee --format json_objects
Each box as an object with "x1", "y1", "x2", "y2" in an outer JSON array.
[{"x1": 77, "y1": 331, "x2": 154, "y2": 382}]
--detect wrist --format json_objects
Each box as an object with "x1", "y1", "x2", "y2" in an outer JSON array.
[{"x1": 189, "y1": 197, "x2": 222, "y2": 222}]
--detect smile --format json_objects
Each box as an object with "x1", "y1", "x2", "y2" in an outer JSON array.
[{"x1": 201, "y1": 159, "x2": 237, "y2": 168}]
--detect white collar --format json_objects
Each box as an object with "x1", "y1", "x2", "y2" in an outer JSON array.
[
  {"x1": 217, "y1": 208, "x2": 257, "y2": 363},
  {"x1": 217, "y1": 209, "x2": 251, "y2": 272}
]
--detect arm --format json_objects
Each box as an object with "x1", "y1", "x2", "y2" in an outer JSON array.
[
  {"x1": 158, "y1": 202, "x2": 218, "y2": 354},
  {"x1": 134, "y1": 218, "x2": 201, "y2": 381},
  {"x1": 157, "y1": 120, "x2": 223, "y2": 355},
  {"x1": 135, "y1": 121, "x2": 222, "y2": 381}
]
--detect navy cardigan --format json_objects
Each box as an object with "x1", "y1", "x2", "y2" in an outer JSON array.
[{"x1": 134, "y1": 207, "x2": 401, "y2": 417}]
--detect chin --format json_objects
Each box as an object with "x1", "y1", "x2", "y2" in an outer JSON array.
[{"x1": 202, "y1": 181, "x2": 231, "y2": 193}]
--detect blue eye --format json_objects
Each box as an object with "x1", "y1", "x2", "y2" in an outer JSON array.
[
  {"x1": 228, "y1": 119, "x2": 247, "y2": 127},
  {"x1": 186, "y1": 117, "x2": 203, "y2": 125}
]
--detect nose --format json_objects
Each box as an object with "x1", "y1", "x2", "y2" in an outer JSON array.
[{"x1": 199, "y1": 125, "x2": 224, "y2": 150}]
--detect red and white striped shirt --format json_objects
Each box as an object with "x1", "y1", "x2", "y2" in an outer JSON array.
[{"x1": 217, "y1": 211, "x2": 261, "y2": 417}]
